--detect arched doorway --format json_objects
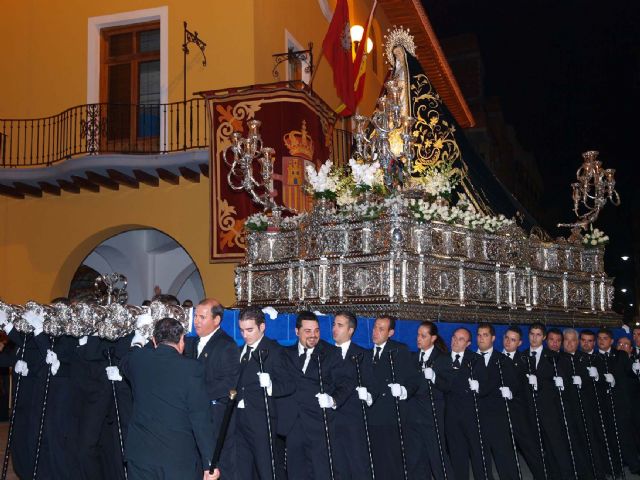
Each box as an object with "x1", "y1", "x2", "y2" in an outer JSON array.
[{"x1": 68, "y1": 228, "x2": 204, "y2": 305}]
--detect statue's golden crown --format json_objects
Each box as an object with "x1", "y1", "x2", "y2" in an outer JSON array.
[{"x1": 283, "y1": 120, "x2": 314, "y2": 160}]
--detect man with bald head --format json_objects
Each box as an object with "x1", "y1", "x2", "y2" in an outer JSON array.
[{"x1": 185, "y1": 298, "x2": 240, "y2": 478}]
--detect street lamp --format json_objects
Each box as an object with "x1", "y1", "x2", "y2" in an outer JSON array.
[
  {"x1": 350, "y1": 25, "x2": 374, "y2": 55},
  {"x1": 621, "y1": 255, "x2": 630, "y2": 261},
  {"x1": 621, "y1": 288, "x2": 628, "y2": 293}
]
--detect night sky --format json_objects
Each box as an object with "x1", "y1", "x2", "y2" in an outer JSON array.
[{"x1": 422, "y1": 0, "x2": 640, "y2": 320}]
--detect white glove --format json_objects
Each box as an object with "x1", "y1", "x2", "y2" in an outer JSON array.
[
  {"x1": 356, "y1": 386, "x2": 373, "y2": 406},
  {"x1": 499, "y1": 386, "x2": 513, "y2": 400},
  {"x1": 388, "y1": 383, "x2": 408, "y2": 400},
  {"x1": 45, "y1": 349, "x2": 60, "y2": 376},
  {"x1": 106, "y1": 366, "x2": 123, "y2": 382},
  {"x1": 24, "y1": 310, "x2": 44, "y2": 336},
  {"x1": 262, "y1": 306, "x2": 278, "y2": 320},
  {"x1": 604, "y1": 373, "x2": 615, "y2": 388},
  {"x1": 0, "y1": 309, "x2": 7, "y2": 327},
  {"x1": 587, "y1": 366, "x2": 599, "y2": 381},
  {"x1": 527, "y1": 374, "x2": 538, "y2": 391},
  {"x1": 14, "y1": 360, "x2": 28, "y2": 376},
  {"x1": 423, "y1": 367, "x2": 436, "y2": 383},
  {"x1": 468, "y1": 378, "x2": 479, "y2": 393},
  {"x1": 78, "y1": 336, "x2": 88, "y2": 346},
  {"x1": 572, "y1": 375, "x2": 582, "y2": 389},
  {"x1": 316, "y1": 393, "x2": 336, "y2": 409},
  {"x1": 553, "y1": 376, "x2": 564, "y2": 391},
  {"x1": 632, "y1": 361, "x2": 640, "y2": 375},
  {"x1": 257, "y1": 372, "x2": 272, "y2": 394},
  {"x1": 130, "y1": 330, "x2": 148, "y2": 347},
  {"x1": 135, "y1": 313, "x2": 153, "y2": 330}
]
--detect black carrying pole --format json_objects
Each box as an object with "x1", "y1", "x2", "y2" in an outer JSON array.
[
  {"x1": 316, "y1": 351, "x2": 335, "y2": 480},
  {"x1": 351, "y1": 353, "x2": 375, "y2": 480},
  {"x1": 388, "y1": 349, "x2": 408, "y2": 480},
  {"x1": 601, "y1": 354, "x2": 626, "y2": 480},
  {"x1": 586, "y1": 354, "x2": 616, "y2": 478},
  {"x1": 209, "y1": 389, "x2": 238, "y2": 474},
  {"x1": 106, "y1": 348, "x2": 128, "y2": 480},
  {"x1": 525, "y1": 354, "x2": 548, "y2": 480},
  {"x1": 422, "y1": 356, "x2": 447, "y2": 480},
  {"x1": 550, "y1": 356, "x2": 578, "y2": 480},
  {"x1": 1, "y1": 334, "x2": 28, "y2": 480},
  {"x1": 568, "y1": 355, "x2": 597, "y2": 479},
  {"x1": 496, "y1": 356, "x2": 522, "y2": 480},
  {"x1": 32, "y1": 336, "x2": 55, "y2": 480},
  {"x1": 467, "y1": 359, "x2": 489, "y2": 480},
  {"x1": 255, "y1": 349, "x2": 276, "y2": 480}
]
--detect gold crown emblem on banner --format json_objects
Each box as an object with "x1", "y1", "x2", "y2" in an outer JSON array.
[{"x1": 283, "y1": 120, "x2": 314, "y2": 160}]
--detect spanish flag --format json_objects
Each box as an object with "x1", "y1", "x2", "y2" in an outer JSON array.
[
  {"x1": 322, "y1": 0, "x2": 356, "y2": 116},
  {"x1": 353, "y1": 0, "x2": 377, "y2": 109}
]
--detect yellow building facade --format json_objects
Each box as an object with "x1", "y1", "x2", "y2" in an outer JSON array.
[{"x1": 0, "y1": 0, "x2": 395, "y2": 305}]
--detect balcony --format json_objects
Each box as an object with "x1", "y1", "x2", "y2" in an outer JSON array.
[{"x1": 0, "y1": 97, "x2": 352, "y2": 199}]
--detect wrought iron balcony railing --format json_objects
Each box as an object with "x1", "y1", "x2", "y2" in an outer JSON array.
[
  {"x1": 0, "y1": 99, "x2": 209, "y2": 167},
  {"x1": 0, "y1": 99, "x2": 353, "y2": 168}
]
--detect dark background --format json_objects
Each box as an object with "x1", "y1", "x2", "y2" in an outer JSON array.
[{"x1": 422, "y1": 0, "x2": 640, "y2": 322}]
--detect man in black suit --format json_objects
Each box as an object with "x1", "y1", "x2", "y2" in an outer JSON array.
[
  {"x1": 630, "y1": 326, "x2": 640, "y2": 455},
  {"x1": 331, "y1": 310, "x2": 376, "y2": 480},
  {"x1": 405, "y1": 320, "x2": 453, "y2": 480},
  {"x1": 445, "y1": 327, "x2": 492, "y2": 480},
  {"x1": 477, "y1": 323, "x2": 526, "y2": 480},
  {"x1": 234, "y1": 307, "x2": 294, "y2": 480},
  {"x1": 500, "y1": 325, "x2": 546, "y2": 480},
  {"x1": 562, "y1": 328, "x2": 607, "y2": 480},
  {"x1": 595, "y1": 328, "x2": 640, "y2": 475},
  {"x1": 278, "y1": 311, "x2": 353, "y2": 480},
  {"x1": 366, "y1": 315, "x2": 418, "y2": 479},
  {"x1": 185, "y1": 298, "x2": 240, "y2": 478},
  {"x1": 120, "y1": 317, "x2": 219, "y2": 480},
  {"x1": 517, "y1": 322, "x2": 574, "y2": 480}
]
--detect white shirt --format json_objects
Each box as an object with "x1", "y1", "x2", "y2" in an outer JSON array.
[
  {"x1": 502, "y1": 349, "x2": 517, "y2": 360},
  {"x1": 240, "y1": 335, "x2": 264, "y2": 362},
  {"x1": 238, "y1": 335, "x2": 265, "y2": 409},
  {"x1": 530, "y1": 345, "x2": 543, "y2": 368},
  {"x1": 197, "y1": 327, "x2": 219, "y2": 358},
  {"x1": 419, "y1": 345, "x2": 435, "y2": 365},
  {"x1": 478, "y1": 347, "x2": 493, "y2": 366},
  {"x1": 373, "y1": 341, "x2": 387, "y2": 360},
  {"x1": 298, "y1": 343, "x2": 314, "y2": 374},
  {"x1": 451, "y1": 350, "x2": 465, "y2": 365},
  {"x1": 336, "y1": 340, "x2": 351, "y2": 360}
]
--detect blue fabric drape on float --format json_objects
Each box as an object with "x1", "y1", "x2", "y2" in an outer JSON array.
[{"x1": 188, "y1": 309, "x2": 625, "y2": 351}]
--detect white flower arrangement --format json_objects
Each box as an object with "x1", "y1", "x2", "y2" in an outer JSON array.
[
  {"x1": 305, "y1": 160, "x2": 339, "y2": 199},
  {"x1": 245, "y1": 212, "x2": 269, "y2": 232},
  {"x1": 582, "y1": 228, "x2": 609, "y2": 247},
  {"x1": 336, "y1": 189, "x2": 358, "y2": 207},
  {"x1": 280, "y1": 213, "x2": 308, "y2": 230},
  {"x1": 348, "y1": 159, "x2": 384, "y2": 191},
  {"x1": 342, "y1": 201, "x2": 383, "y2": 221},
  {"x1": 407, "y1": 199, "x2": 513, "y2": 232}
]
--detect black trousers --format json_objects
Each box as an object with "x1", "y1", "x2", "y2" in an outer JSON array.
[
  {"x1": 127, "y1": 461, "x2": 201, "y2": 480},
  {"x1": 405, "y1": 422, "x2": 453, "y2": 480},
  {"x1": 235, "y1": 407, "x2": 285, "y2": 480},
  {"x1": 285, "y1": 415, "x2": 334, "y2": 480},
  {"x1": 445, "y1": 408, "x2": 493, "y2": 480},
  {"x1": 369, "y1": 424, "x2": 404, "y2": 479},
  {"x1": 481, "y1": 407, "x2": 521, "y2": 480},
  {"x1": 333, "y1": 415, "x2": 372, "y2": 480}
]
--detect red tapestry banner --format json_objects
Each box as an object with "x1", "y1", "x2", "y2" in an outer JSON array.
[{"x1": 200, "y1": 82, "x2": 337, "y2": 262}]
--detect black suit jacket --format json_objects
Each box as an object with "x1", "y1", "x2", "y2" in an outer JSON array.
[
  {"x1": 335, "y1": 341, "x2": 377, "y2": 422},
  {"x1": 368, "y1": 339, "x2": 420, "y2": 427},
  {"x1": 406, "y1": 346, "x2": 452, "y2": 426},
  {"x1": 277, "y1": 339, "x2": 353, "y2": 435},
  {"x1": 185, "y1": 329, "x2": 240, "y2": 403},
  {"x1": 236, "y1": 336, "x2": 294, "y2": 417},
  {"x1": 121, "y1": 344, "x2": 213, "y2": 470},
  {"x1": 445, "y1": 349, "x2": 486, "y2": 417}
]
